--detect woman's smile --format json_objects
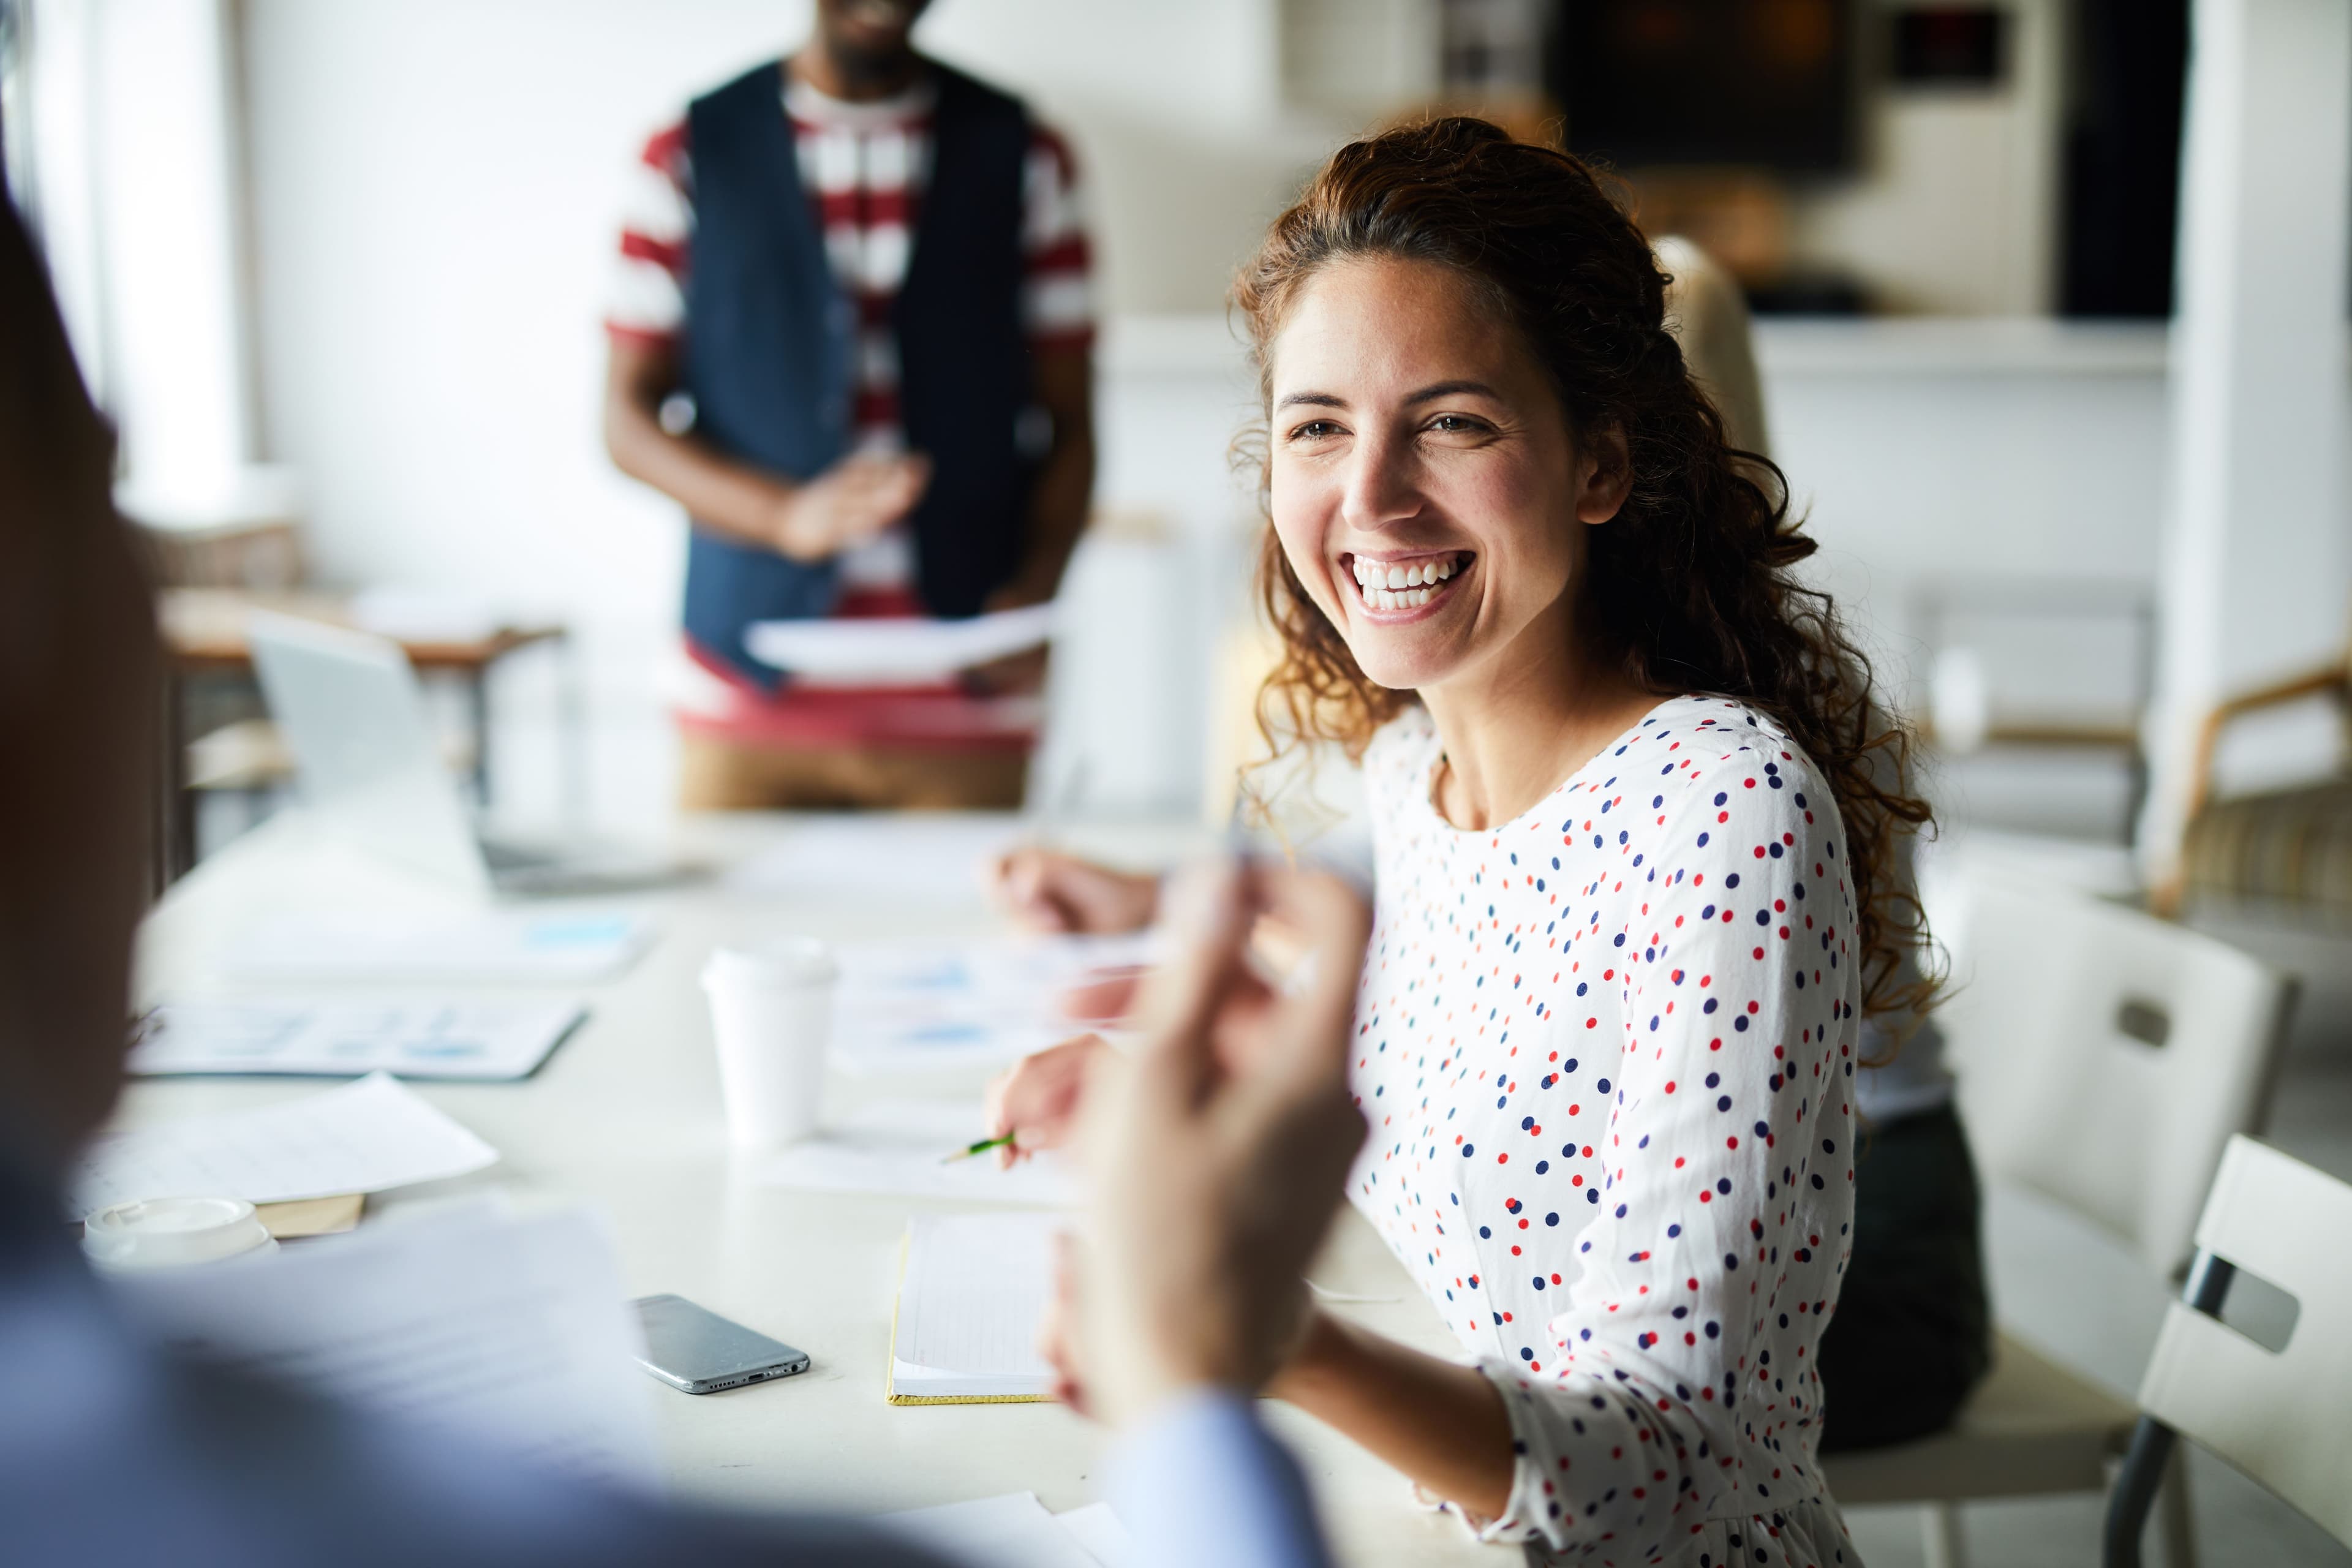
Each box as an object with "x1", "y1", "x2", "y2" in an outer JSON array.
[{"x1": 1340, "y1": 549, "x2": 1475, "y2": 619}]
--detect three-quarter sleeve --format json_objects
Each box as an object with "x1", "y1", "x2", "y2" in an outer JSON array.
[{"x1": 1461, "y1": 748, "x2": 1860, "y2": 1556}]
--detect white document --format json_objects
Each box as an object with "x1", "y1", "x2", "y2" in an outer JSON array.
[
  {"x1": 107, "y1": 1201, "x2": 658, "y2": 1490},
  {"x1": 129, "y1": 998, "x2": 587, "y2": 1081},
  {"x1": 884, "y1": 1493, "x2": 1111, "y2": 1568},
  {"x1": 759, "y1": 1100, "x2": 1076, "y2": 1208},
  {"x1": 225, "y1": 910, "x2": 654, "y2": 984},
  {"x1": 745, "y1": 602, "x2": 1054, "y2": 685},
  {"x1": 725, "y1": 815, "x2": 1021, "y2": 905},
  {"x1": 891, "y1": 1212, "x2": 1060, "y2": 1401},
  {"x1": 833, "y1": 932, "x2": 1155, "y2": 1075},
  {"x1": 1054, "y1": 1502, "x2": 1137, "y2": 1568},
  {"x1": 72, "y1": 1072, "x2": 498, "y2": 1212}
]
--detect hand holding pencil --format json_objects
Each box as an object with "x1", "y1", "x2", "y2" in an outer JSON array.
[{"x1": 980, "y1": 1031, "x2": 1107, "y2": 1168}]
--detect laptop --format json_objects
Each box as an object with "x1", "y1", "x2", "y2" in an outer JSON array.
[{"x1": 246, "y1": 611, "x2": 694, "y2": 897}]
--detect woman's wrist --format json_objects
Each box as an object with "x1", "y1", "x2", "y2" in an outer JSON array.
[
  {"x1": 1128, "y1": 871, "x2": 1166, "y2": 930},
  {"x1": 1265, "y1": 1306, "x2": 1352, "y2": 1408}
]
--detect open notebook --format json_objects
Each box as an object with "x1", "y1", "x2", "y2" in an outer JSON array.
[{"x1": 887, "y1": 1213, "x2": 1059, "y2": 1406}]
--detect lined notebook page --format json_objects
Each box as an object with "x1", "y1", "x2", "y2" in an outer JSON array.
[{"x1": 891, "y1": 1213, "x2": 1058, "y2": 1400}]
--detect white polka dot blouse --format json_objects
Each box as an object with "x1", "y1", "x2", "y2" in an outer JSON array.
[{"x1": 1348, "y1": 695, "x2": 1864, "y2": 1567}]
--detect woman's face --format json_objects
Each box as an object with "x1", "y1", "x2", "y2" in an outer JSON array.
[{"x1": 1265, "y1": 255, "x2": 1626, "y2": 696}]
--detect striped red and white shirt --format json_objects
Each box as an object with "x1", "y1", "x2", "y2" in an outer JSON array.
[{"x1": 608, "y1": 69, "x2": 1093, "y2": 598}]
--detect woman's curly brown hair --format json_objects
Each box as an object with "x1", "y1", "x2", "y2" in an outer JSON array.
[{"x1": 1233, "y1": 117, "x2": 1934, "y2": 1024}]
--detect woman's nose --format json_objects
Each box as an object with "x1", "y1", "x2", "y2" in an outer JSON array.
[{"x1": 1338, "y1": 432, "x2": 1423, "y2": 533}]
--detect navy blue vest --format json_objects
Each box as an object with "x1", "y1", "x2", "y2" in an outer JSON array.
[{"x1": 681, "y1": 59, "x2": 1035, "y2": 688}]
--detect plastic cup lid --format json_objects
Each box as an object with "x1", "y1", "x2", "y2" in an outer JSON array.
[
  {"x1": 703, "y1": 935, "x2": 838, "y2": 990},
  {"x1": 83, "y1": 1196, "x2": 279, "y2": 1270}
]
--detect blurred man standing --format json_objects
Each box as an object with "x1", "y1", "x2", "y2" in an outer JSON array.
[{"x1": 603, "y1": 0, "x2": 1095, "y2": 810}]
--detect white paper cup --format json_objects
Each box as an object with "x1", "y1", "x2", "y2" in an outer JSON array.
[
  {"x1": 701, "y1": 937, "x2": 838, "y2": 1150},
  {"x1": 83, "y1": 1196, "x2": 280, "y2": 1271}
]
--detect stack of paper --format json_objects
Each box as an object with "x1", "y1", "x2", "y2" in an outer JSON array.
[
  {"x1": 129, "y1": 998, "x2": 587, "y2": 1081},
  {"x1": 760, "y1": 1101, "x2": 1076, "y2": 1208},
  {"x1": 108, "y1": 1201, "x2": 658, "y2": 1489},
  {"x1": 225, "y1": 910, "x2": 654, "y2": 984},
  {"x1": 833, "y1": 932, "x2": 1154, "y2": 1074},
  {"x1": 71, "y1": 1072, "x2": 498, "y2": 1213},
  {"x1": 886, "y1": 1493, "x2": 1132, "y2": 1568},
  {"x1": 888, "y1": 1212, "x2": 1060, "y2": 1404}
]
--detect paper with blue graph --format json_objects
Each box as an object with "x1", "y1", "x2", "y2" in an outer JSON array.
[
  {"x1": 829, "y1": 931, "x2": 1155, "y2": 1074},
  {"x1": 129, "y1": 998, "x2": 587, "y2": 1081}
]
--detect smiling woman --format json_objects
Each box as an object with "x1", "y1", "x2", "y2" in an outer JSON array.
[
  {"x1": 988, "y1": 116, "x2": 1939, "y2": 1568},
  {"x1": 1217, "y1": 119, "x2": 1931, "y2": 1567}
]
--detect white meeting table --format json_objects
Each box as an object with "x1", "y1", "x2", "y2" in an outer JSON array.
[{"x1": 128, "y1": 810, "x2": 1493, "y2": 1568}]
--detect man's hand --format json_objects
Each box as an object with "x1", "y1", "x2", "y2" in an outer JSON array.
[
  {"x1": 769, "y1": 453, "x2": 930, "y2": 562},
  {"x1": 1057, "y1": 859, "x2": 1370, "y2": 1428}
]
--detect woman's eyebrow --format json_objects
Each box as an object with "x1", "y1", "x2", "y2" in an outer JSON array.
[
  {"x1": 1404, "y1": 379, "x2": 1500, "y2": 404},
  {"x1": 1274, "y1": 391, "x2": 1348, "y2": 410}
]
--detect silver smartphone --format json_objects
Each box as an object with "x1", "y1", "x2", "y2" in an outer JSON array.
[{"x1": 631, "y1": 1294, "x2": 811, "y2": 1395}]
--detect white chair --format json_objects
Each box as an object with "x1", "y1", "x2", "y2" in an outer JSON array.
[
  {"x1": 1822, "y1": 870, "x2": 2298, "y2": 1568},
  {"x1": 2105, "y1": 1135, "x2": 2352, "y2": 1564}
]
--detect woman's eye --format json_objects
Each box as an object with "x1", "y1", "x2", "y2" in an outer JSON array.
[
  {"x1": 1288, "y1": 420, "x2": 1343, "y2": 442},
  {"x1": 1428, "y1": 413, "x2": 1487, "y2": 435}
]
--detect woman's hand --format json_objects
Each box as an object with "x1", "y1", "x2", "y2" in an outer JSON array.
[
  {"x1": 1039, "y1": 1232, "x2": 1093, "y2": 1415},
  {"x1": 989, "y1": 849, "x2": 1160, "y2": 935},
  {"x1": 983, "y1": 1033, "x2": 1114, "y2": 1168}
]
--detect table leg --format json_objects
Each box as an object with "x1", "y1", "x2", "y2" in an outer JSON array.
[
  {"x1": 164, "y1": 666, "x2": 197, "y2": 886},
  {"x1": 466, "y1": 668, "x2": 492, "y2": 808},
  {"x1": 560, "y1": 629, "x2": 588, "y2": 824}
]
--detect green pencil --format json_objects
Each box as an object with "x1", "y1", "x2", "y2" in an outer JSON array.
[{"x1": 940, "y1": 1132, "x2": 1016, "y2": 1164}]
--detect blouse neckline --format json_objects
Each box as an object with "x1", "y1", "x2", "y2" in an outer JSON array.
[{"x1": 1414, "y1": 693, "x2": 1698, "y2": 841}]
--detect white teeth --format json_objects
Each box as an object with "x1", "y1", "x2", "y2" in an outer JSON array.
[{"x1": 1351, "y1": 557, "x2": 1468, "y2": 606}]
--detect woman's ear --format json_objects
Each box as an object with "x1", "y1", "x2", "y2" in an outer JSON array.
[{"x1": 1574, "y1": 424, "x2": 1633, "y2": 526}]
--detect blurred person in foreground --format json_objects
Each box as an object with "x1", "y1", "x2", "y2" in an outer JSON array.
[
  {"x1": 0, "y1": 193, "x2": 1359, "y2": 1567},
  {"x1": 981, "y1": 117, "x2": 1953, "y2": 1566},
  {"x1": 603, "y1": 0, "x2": 1095, "y2": 810}
]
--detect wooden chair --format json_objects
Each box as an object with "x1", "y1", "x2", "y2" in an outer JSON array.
[
  {"x1": 1822, "y1": 870, "x2": 2299, "y2": 1568},
  {"x1": 2105, "y1": 1136, "x2": 2352, "y2": 1564},
  {"x1": 2168, "y1": 649, "x2": 2352, "y2": 921}
]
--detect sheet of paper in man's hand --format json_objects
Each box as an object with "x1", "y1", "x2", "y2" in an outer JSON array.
[
  {"x1": 70, "y1": 1071, "x2": 497, "y2": 1214},
  {"x1": 744, "y1": 602, "x2": 1055, "y2": 684},
  {"x1": 107, "y1": 1201, "x2": 658, "y2": 1490}
]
